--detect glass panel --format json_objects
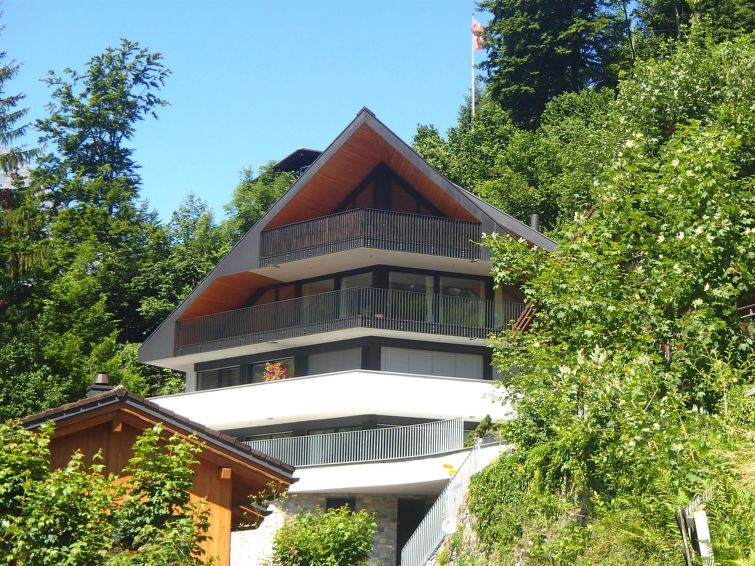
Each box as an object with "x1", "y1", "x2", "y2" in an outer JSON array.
[
  {"x1": 197, "y1": 370, "x2": 219, "y2": 391},
  {"x1": 302, "y1": 279, "x2": 336, "y2": 323},
  {"x1": 440, "y1": 276, "x2": 485, "y2": 326},
  {"x1": 253, "y1": 288, "x2": 276, "y2": 306},
  {"x1": 302, "y1": 279, "x2": 334, "y2": 296},
  {"x1": 251, "y1": 357, "x2": 295, "y2": 383},
  {"x1": 196, "y1": 366, "x2": 241, "y2": 390},
  {"x1": 355, "y1": 182, "x2": 374, "y2": 208},
  {"x1": 388, "y1": 272, "x2": 433, "y2": 322},
  {"x1": 223, "y1": 366, "x2": 242, "y2": 387},
  {"x1": 391, "y1": 181, "x2": 417, "y2": 213},
  {"x1": 340, "y1": 272, "x2": 373, "y2": 318},
  {"x1": 278, "y1": 285, "x2": 295, "y2": 301}
]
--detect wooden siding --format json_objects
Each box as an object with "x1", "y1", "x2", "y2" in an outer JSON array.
[
  {"x1": 265, "y1": 124, "x2": 476, "y2": 228},
  {"x1": 180, "y1": 272, "x2": 283, "y2": 320},
  {"x1": 44, "y1": 402, "x2": 289, "y2": 566}
]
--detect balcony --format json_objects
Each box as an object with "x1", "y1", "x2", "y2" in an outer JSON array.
[
  {"x1": 259, "y1": 208, "x2": 482, "y2": 267},
  {"x1": 175, "y1": 287, "x2": 524, "y2": 356},
  {"x1": 245, "y1": 418, "x2": 463, "y2": 467}
]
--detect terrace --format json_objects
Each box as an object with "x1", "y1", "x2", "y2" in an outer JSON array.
[
  {"x1": 259, "y1": 208, "x2": 482, "y2": 267},
  {"x1": 175, "y1": 287, "x2": 524, "y2": 356}
]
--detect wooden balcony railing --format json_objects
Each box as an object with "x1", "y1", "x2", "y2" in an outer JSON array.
[
  {"x1": 259, "y1": 208, "x2": 482, "y2": 266},
  {"x1": 175, "y1": 287, "x2": 524, "y2": 356}
]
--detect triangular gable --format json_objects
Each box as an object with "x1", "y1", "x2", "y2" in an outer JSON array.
[{"x1": 139, "y1": 108, "x2": 556, "y2": 365}]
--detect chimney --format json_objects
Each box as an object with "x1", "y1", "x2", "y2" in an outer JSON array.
[
  {"x1": 529, "y1": 209, "x2": 540, "y2": 232},
  {"x1": 86, "y1": 372, "x2": 114, "y2": 397}
]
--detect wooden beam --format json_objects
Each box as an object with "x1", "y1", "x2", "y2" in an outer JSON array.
[{"x1": 218, "y1": 467, "x2": 232, "y2": 480}]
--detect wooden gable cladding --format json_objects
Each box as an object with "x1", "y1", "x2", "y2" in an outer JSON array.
[
  {"x1": 179, "y1": 272, "x2": 283, "y2": 320},
  {"x1": 23, "y1": 388, "x2": 295, "y2": 566},
  {"x1": 265, "y1": 123, "x2": 476, "y2": 229}
]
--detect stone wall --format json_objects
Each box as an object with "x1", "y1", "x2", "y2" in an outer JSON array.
[{"x1": 230, "y1": 493, "x2": 410, "y2": 566}]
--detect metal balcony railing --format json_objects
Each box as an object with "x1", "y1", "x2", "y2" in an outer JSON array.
[
  {"x1": 175, "y1": 287, "x2": 524, "y2": 355},
  {"x1": 244, "y1": 418, "x2": 464, "y2": 467},
  {"x1": 739, "y1": 303, "x2": 754, "y2": 319},
  {"x1": 259, "y1": 208, "x2": 482, "y2": 266}
]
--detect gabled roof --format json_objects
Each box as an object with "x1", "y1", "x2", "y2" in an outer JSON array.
[
  {"x1": 139, "y1": 108, "x2": 556, "y2": 364},
  {"x1": 23, "y1": 385, "x2": 295, "y2": 480}
]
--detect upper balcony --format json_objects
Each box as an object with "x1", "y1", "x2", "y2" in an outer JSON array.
[
  {"x1": 259, "y1": 208, "x2": 482, "y2": 267},
  {"x1": 175, "y1": 287, "x2": 524, "y2": 357}
]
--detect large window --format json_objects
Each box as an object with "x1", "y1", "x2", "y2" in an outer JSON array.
[
  {"x1": 197, "y1": 366, "x2": 242, "y2": 391},
  {"x1": 389, "y1": 272, "x2": 434, "y2": 322},
  {"x1": 302, "y1": 279, "x2": 336, "y2": 324},
  {"x1": 439, "y1": 276, "x2": 485, "y2": 326},
  {"x1": 340, "y1": 272, "x2": 373, "y2": 318},
  {"x1": 250, "y1": 357, "x2": 296, "y2": 383}
]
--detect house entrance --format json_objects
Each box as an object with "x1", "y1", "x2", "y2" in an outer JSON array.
[{"x1": 396, "y1": 498, "x2": 426, "y2": 564}]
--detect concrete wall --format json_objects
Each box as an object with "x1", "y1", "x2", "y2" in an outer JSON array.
[{"x1": 231, "y1": 493, "x2": 407, "y2": 566}]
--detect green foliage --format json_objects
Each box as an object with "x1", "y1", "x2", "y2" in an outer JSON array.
[
  {"x1": 468, "y1": 32, "x2": 755, "y2": 563},
  {"x1": 0, "y1": 421, "x2": 211, "y2": 564},
  {"x1": 137, "y1": 193, "x2": 229, "y2": 328},
  {"x1": 414, "y1": 88, "x2": 615, "y2": 231},
  {"x1": 272, "y1": 505, "x2": 377, "y2": 566},
  {"x1": 223, "y1": 164, "x2": 296, "y2": 242},
  {"x1": 0, "y1": 38, "x2": 187, "y2": 416},
  {"x1": 0, "y1": 26, "x2": 35, "y2": 173},
  {"x1": 479, "y1": 0, "x2": 629, "y2": 129}
]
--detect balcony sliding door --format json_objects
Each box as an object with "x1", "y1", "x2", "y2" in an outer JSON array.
[
  {"x1": 439, "y1": 276, "x2": 485, "y2": 327},
  {"x1": 388, "y1": 272, "x2": 434, "y2": 324},
  {"x1": 339, "y1": 272, "x2": 373, "y2": 318},
  {"x1": 301, "y1": 279, "x2": 336, "y2": 325}
]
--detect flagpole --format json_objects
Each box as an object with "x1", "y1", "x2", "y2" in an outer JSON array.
[{"x1": 471, "y1": 16, "x2": 476, "y2": 120}]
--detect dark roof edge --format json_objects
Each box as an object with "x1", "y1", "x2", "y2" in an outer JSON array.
[{"x1": 23, "y1": 386, "x2": 296, "y2": 479}]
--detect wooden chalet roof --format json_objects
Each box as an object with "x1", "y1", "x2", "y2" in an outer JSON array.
[{"x1": 23, "y1": 385, "x2": 295, "y2": 481}]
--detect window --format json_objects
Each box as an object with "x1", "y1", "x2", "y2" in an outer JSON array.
[
  {"x1": 389, "y1": 272, "x2": 433, "y2": 322},
  {"x1": 302, "y1": 279, "x2": 336, "y2": 323},
  {"x1": 196, "y1": 366, "x2": 242, "y2": 391},
  {"x1": 326, "y1": 497, "x2": 356, "y2": 512},
  {"x1": 439, "y1": 276, "x2": 485, "y2": 326},
  {"x1": 250, "y1": 357, "x2": 296, "y2": 383},
  {"x1": 340, "y1": 272, "x2": 373, "y2": 318}
]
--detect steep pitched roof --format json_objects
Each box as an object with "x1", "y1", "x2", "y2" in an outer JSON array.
[
  {"x1": 23, "y1": 385, "x2": 295, "y2": 480},
  {"x1": 139, "y1": 108, "x2": 556, "y2": 364}
]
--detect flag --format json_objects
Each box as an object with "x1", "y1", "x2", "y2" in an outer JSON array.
[{"x1": 471, "y1": 17, "x2": 485, "y2": 50}]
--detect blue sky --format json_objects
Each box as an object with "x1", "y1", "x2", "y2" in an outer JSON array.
[{"x1": 5, "y1": 1, "x2": 488, "y2": 222}]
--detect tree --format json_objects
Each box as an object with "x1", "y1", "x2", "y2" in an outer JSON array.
[
  {"x1": 0, "y1": 421, "x2": 211, "y2": 564},
  {"x1": 479, "y1": 0, "x2": 628, "y2": 129},
  {"x1": 272, "y1": 505, "x2": 377, "y2": 566},
  {"x1": 468, "y1": 32, "x2": 755, "y2": 563},
  {"x1": 0, "y1": 39, "x2": 176, "y2": 419},
  {"x1": 137, "y1": 193, "x2": 229, "y2": 329},
  {"x1": 222, "y1": 164, "x2": 296, "y2": 243},
  {"x1": 414, "y1": 89, "x2": 615, "y2": 232}
]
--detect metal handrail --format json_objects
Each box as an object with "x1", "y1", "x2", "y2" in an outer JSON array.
[
  {"x1": 244, "y1": 418, "x2": 464, "y2": 467},
  {"x1": 400, "y1": 443, "x2": 497, "y2": 566},
  {"x1": 175, "y1": 287, "x2": 524, "y2": 355},
  {"x1": 260, "y1": 208, "x2": 482, "y2": 265}
]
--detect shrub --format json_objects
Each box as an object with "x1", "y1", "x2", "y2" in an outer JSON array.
[{"x1": 272, "y1": 505, "x2": 376, "y2": 566}]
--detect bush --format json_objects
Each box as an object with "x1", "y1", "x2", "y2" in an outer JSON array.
[{"x1": 272, "y1": 505, "x2": 376, "y2": 566}]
